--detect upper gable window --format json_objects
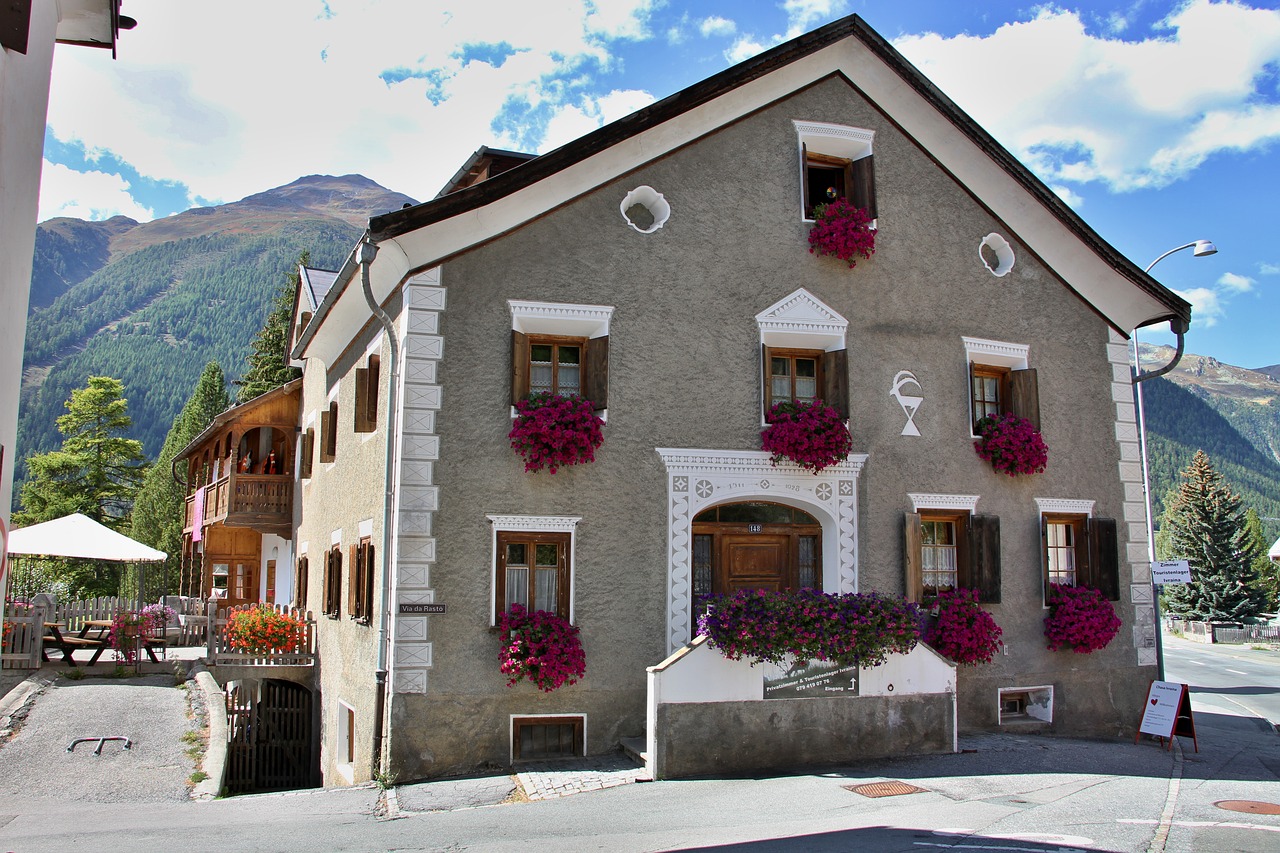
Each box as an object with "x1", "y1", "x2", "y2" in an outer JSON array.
[
  {"x1": 756, "y1": 288, "x2": 849, "y2": 420},
  {"x1": 962, "y1": 337, "x2": 1039, "y2": 436},
  {"x1": 510, "y1": 300, "x2": 613, "y2": 412},
  {"x1": 795, "y1": 120, "x2": 876, "y2": 222}
]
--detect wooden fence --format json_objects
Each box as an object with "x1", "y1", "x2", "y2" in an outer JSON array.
[
  {"x1": 1, "y1": 603, "x2": 44, "y2": 670},
  {"x1": 207, "y1": 601, "x2": 316, "y2": 667}
]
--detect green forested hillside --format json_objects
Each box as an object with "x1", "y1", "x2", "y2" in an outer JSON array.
[
  {"x1": 1143, "y1": 375, "x2": 1280, "y2": 543},
  {"x1": 18, "y1": 222, "x2": 354, "y2": 468}
]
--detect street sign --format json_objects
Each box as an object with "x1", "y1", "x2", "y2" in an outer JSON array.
[
  {"x1": 1151, "y1": 560, "x2": 1192, "y2": 584},
  {"x1": 398, "y1": 603, "x2": 446, "y2": 614}
]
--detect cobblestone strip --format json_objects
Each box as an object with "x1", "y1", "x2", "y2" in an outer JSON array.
[{"x1": 515, "y1": 754, "x2": 647, "y2": 801}]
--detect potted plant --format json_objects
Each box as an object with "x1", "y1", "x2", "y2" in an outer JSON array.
[
  {"x1": 508, "y1": 392, "x2": 605, "y2": 474},
  {"x1": 761, "y1": 400, "x2": 853, "y2": 474},
  {"x1": 498, "y1": 604, "x2": 586, "y2": 692},
  {"x1": 697, "y1": 588, "x2": 920, "y2": 667},
  {"x1": 807, "y1": 198, "x2": 875, "y2": 268},
  {"x1": 1044, "y1": 583, "x2": 1121, "y2": 653},
  {"x1": 922, "y1": 588, "x2": 1003, "y2": 665},
  {"x1": 109, "y1": 610, "x2": 147, "y2": 665},
  {"x1": 974, "y1": 413, "x2": 1048, "y2": 476},
  {"x1": 225, "y1": 605, "x2": 307, "y2": 654}
]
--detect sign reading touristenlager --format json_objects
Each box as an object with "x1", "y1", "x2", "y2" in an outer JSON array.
[
  {"x1": 763, "y1": 658, "x2": 858, "y2": 699},
  {"x1": 1151, "y1": 561, "x2": 1192, "y2": 585}
]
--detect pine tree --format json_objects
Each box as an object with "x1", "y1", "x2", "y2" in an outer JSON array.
[
  {"x1": 1243, "y1": 507, "x2": 1279, "y2": 611},
  {"x1": 235, "y1": 252, "x2": 306, "y2": 403},
  {"x1": 130, "y1": 362, "x2": 229, "y2": 594},
  {"x1": 1162, "y1": 450, "x2": 1265, "y2": 621},
  {"x1": 15, "y1": 376, "x2": 148, "y2": 598}
]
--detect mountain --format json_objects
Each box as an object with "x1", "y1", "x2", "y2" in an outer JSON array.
[
  {"x1": 1138, "y1": 343, "x2": 1280, "y2": 543},
  {"x1": 16, "y1": 175, "x2": 415, "y2": 494}
]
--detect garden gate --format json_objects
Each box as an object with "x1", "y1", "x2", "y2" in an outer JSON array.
[{"x1": 225, "y1": 678, "x2": 318, "y2": 794}]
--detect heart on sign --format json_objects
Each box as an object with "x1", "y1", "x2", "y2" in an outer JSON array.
[{"x1": 1151, "y1": 699, "x2": 1158, "y2": 705}]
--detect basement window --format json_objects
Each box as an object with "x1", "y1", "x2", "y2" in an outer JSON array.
[
  {"x1": 998, "y1": 686, "x2": 1053, "y2": 725},
  {"x1": 512, "y1": 715, "x2": 584, "y2": 761}
]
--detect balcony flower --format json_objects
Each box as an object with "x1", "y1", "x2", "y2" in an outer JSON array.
[
  {"x1": 225, "y1": 605, "x2": 306, "y2": 654},
  {"x1": 498, "y1": 604, "x2": 585, "y2": 692},
  {"x1": 974, "y1": 413, "x2": 1047, "y2": 476},
  {"x1": 761, "y1": 400, "x2": 853, "y2": 474},
  {"x1": 1044, "y1": 583, "x2": 1121, "y2": 653},
  {"x1": 922, "y1": 588, "x2": 1003, "y2": 666},
  {"x1": 807, "y1": 198, "x2": 875, "y2": 268},
  {"x1": 508, "y1": 392, "x2": 605, "y2": 474}
]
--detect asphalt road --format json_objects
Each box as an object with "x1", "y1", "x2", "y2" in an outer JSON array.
[{"x1": 1162, "y1": 632, "x2": 1280, "y2": 726}]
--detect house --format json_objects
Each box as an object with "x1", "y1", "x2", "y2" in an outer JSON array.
[
  {"x1": 175, "y1": 380, "x2": 300, "y2": 608},
  {"x1": 0, "y1": 0, "x2": 134, "y2": 523},
  {"x1": 288, "y1": 14, "x2": 1190, "y2": 785}
]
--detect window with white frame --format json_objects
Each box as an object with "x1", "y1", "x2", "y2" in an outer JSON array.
[
  {"x1": 1034, "y1": 498, "x2": 1119, "y2": 603},
  {"x1": 963, "y1": 337, "x2": 1039, "y2": 435},
  {"x1": 509, "y1": 301, "x2": 613, "y2": 412},
  {"x1": 904, "y1": 494, "x2": 1001, "y2": 604},
  {"x1": 794, "y1": 120, "x2": 876, "y2": 221},
  {"x1": 756, "y1": 288, "x2": 850, "y2": 420},
  {"x1": 488, "y1": 515, "x2": 580, "y2": 623}
]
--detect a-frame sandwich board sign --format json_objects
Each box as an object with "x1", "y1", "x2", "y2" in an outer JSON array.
[{"x1": 1136, "y1": 680, "x2": 1198, "y2": 752}]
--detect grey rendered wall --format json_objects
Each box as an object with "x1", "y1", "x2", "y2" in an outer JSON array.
[
  {"x1": 296, "y1": 304, "x2": 396, "y2": 785},
  {"x1": 654, "y1": 695, "x2": 953, "y2": 780},
  {"x1": 388, "y1": 76, "x2": 1149, "y2": 780}
]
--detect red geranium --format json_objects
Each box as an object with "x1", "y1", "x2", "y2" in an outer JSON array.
[
  {"x1": 761, "y1": 400, "x2": 853, "y2": 474},
  {"x1": 508, "y1": 393, "x2": 604, "y2": 474},
  {"x1": 974, "y1": 413, "x2": 1048, "y2": 476},
  {"x1": 807, "y1": 198, "x2": 876, "y2": 268},
  {"x1": 1044, "y1": 584, "x2": 1121, "y2": 654}
]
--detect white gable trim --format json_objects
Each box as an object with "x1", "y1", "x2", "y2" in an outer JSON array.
[{"x1": 756, "y1": 288, "x2": 848, "y2": 351}]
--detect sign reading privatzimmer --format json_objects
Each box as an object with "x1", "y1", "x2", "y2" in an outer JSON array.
[
  {"x1": 764, "y1": 659, "x2": 858, "y2": 699},
  {"x1": 399, "y1": 603, "x2": 446, "y2": 614}
]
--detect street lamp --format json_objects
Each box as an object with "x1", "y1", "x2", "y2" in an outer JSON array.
[{"x1": 1135, "y1": 239, "x2": 1216, "y2": 679}]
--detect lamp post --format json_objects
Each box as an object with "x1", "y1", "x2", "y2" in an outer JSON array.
[{"x1": 1135, "y1": 239, "x2": 1216, "y2": 679}]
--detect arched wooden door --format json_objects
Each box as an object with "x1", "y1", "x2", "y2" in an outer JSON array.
[{"x1": 691, "y1": 502, "x2": 822, "y2": 599}]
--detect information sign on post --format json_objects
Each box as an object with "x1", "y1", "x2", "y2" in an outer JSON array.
[{"x1": 1150, "y1": 560, "x2": 1192, "y2": 585}]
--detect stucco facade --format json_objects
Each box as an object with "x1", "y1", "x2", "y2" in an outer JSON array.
[{"x1": 292, "y1": 15, "x2": 1186, "y2": 785}]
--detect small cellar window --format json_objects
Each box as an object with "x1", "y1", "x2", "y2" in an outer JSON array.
[{"x1": 512, "y1": 715, "x2": 584, "y2": 761}]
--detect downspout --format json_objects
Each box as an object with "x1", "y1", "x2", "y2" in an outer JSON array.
[
  {"x1": 358, "y1": 237, "x2": 400, "y2": 780},
  {"x1": 1132, "y1": 318, "x2": 1188, "y2": 384}
]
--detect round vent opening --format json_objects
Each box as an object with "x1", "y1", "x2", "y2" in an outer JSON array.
[
  {"x1": 620, "y1": 186, "x2": 670, "y2": 234},
  {"x1": 979, "y1": 233, "x2": 1015, "y2": 277}
]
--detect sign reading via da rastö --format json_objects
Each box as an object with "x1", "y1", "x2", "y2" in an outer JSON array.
[{"x1": 1150, "y1": 560, "x2": 1192, "y2": 585}]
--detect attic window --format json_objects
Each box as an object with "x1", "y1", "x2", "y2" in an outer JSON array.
[{"x1": 795, "y1": 120, "x2": 876, "y2": 222}]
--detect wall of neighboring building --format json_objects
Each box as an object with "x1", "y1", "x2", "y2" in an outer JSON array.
[
  {"x1": 295, "y1": 314, "x2": 394, "y2": 786},
  {"x1": 371, "y1": 77, "x2": 1149, "y2": 779},
  {"x1": 0, "y1": 1, "x2": 59, "y2": 520}
]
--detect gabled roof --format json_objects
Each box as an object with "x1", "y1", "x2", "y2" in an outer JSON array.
[
  {"x1": 436, "y1": 146, "x2": 537, "y2": 198},
  {"x1": 297, "y1": 13, "x2": 1190, "y2": 366},
  {"x1": 299, "y1": 266, "x2": 339, "y2": 310},
  {"x1": 175, "y1": 378, "x2": 302, "y2": 464}
]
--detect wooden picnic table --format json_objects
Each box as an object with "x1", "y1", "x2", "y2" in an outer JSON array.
[{"x1": 41, "y1": 622, "x2": 106, "y2": 666}]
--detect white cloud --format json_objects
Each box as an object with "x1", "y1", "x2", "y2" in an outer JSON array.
[
  {"x1": 1049, "y1": 184, "x2": 1084, "y2": 208},
  {"x1": 1218, "y1": 272, "x2": 1255, "y2": 293},
  {"x1": 44, "y1": 0, "x2": 662, "y2": 211},
  {"x1": 1260, "y1": 262, "x2": 1280, "y2": 275},
  {"x1": 1175, "y1": 286, "x2": 1224, "y2": 327},
  {"x1": 783, "y1": 0, "x2": 846, "y2": 38},
  {"x1": 699, "y1": 16, "x2": 736, "y2": 38},
  {"x1": 893, "y1": 1, "x2": 1280, "y2": 192},
  {"x1": 540, "y1": 88, "x2": 656, "y2": 150},
  {"x1": 37, "y1": 161, "x2": 155, "y2": 222},
  {"x1": 726, "y1": 36, "x2": 773, "y2": 64}
]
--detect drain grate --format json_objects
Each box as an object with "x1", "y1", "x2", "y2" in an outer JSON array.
[
  {"x1": 844, "y1": 780, "x2": 928, "y2": 798},
  {"x1": 1215, "y1": 800, "x2": 1280, "y2": 815}
]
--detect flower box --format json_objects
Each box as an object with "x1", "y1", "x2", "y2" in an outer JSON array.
[
  {"x1": 974, "y1": 413, "x2": 1047, "y2": 476},
  {"x1": 807, "y1": 198, "x2": 875, "y2": 268},
  {"x1": 508, "y1": 392, "x2": 605, "y2": 474},
  {"x1": 761, "y1": 400, "x2": 853, "y2": 474}
]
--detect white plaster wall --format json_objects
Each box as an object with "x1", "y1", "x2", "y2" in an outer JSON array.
[
  {"x1": 259, "y1": 533, "x2": 293, "y2": 605},
  {"x1": 0, "y1": 1, "x2": 59, "y2": 521}
]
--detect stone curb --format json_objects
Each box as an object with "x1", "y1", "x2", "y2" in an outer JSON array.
[
  {"x1": 190, "y1": 662, "x2": 227, "y2": 800},
  {"x1": 0, "y1": 670, "x2": 56, "y2": 731}
]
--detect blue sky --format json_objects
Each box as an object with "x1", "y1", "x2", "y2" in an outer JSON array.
[{"x1": 40, "y1": 1, "x2": 1280, "y2": 368}]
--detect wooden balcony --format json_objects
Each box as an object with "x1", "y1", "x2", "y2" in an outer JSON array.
[{"x1": 185, "y1": 473, "x2": 293, "y2": 534}]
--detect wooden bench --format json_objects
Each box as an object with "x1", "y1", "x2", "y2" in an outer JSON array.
[{"x1": 42, "y1": 634, "x2": 107, "y2": 666}]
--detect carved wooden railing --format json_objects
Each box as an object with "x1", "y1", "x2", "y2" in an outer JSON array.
[{"x1": 184, "y1": 474, "x2": 292, "y2": 532}]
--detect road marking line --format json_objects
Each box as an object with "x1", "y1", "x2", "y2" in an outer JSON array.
[
  {"x1": 1225, "y1": 668, "x2": 1247, "y2": 675},
  {"x1": 1121, "y1": 819, "x2": 1280, "y2": 834},
  {"x1": 1189, "y1": 661, "x2": 1206, "y2": 666}
]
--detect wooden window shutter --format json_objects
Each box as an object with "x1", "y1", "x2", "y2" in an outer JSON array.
[
  {"x1": 1087, "y1": 517, "x2": 1120, "y2": 601},
  {"x1": 762, "y1": 345, "x2": 773, "y2": 412},
  {"x1": 820, "y1": 349, "x2": 850, "y2": 420},
  {"x1": 0, "y1": 1, "x2": 32, "y2": 55},
  {"x1": 347, "y1": 544, "x2": 359, "y2": 616},
  {"x1": 511, "y1": 329, "x2": 530, "y2": 405},
  {"x1": 322, "y1": 551, "x2": 332, "y2": 615},
  {"x1": 297, "y1": 556, "x2": 308, "y2": 610},
  {"x1": 903, "y1": 512, "x2": 923, "y2": 603},
  {"x1": 851, "y1": 155, "x2": 877, "y2": 220},
  {"x1": 1009, "y1": 368, "x2": 1041, "y2": 431},
  {"x1": 353, "y1": 367, "x2": 371, "y2": 432},
  {"x1": 584, "y1": 336, "x2": 609, "y2": 410},
  {"x1": 1040, "y1": 515, "x2": 1051, "y2": 602},
  {"x1": 967, "y1": 515, "x2": 1002, "y2": 603},
  {"x1": 319, "y1": 406, "x2": 335, "y2": 463},
  {"x1": 800, "y1": 143, "x2": 811, "y2": 215},
  {"x1": 364, "y1": 543, "x2": 376, "y2": 624},
  {"x1": 300, "y1": 429, "x2": 314, "y2": 479},
  {"x1": 367, "y1": 355, "x2": 380, "y2": 429}
]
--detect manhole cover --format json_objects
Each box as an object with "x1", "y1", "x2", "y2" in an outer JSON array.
[
  {"x1": 1215, "y1": 800, "x2": 1280, "y2": 815},
  {"x1": 844, "y1": 781, "x2": 928, "y2": 798}
]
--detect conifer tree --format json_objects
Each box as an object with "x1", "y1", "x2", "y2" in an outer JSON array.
[
  {"x1": 1243, "y1": 507, "x2": 1279, "y2": 611},
  {"x1": 131, "y1": 362, "x2": 229, "y2": 593},
  {"x1": 236, "y1": 252, "x2": 306, "y2": 403},
  {"x1": 15, "y1": 376, "x2": 147, "y2": 597},
  {"x1": 1162, "y1": 451, "x2": 1265, "y2": 621}
]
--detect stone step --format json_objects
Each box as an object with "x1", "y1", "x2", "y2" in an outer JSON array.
[{"x1": 619, "y1": 735, "x2": 646, "y2": 764}]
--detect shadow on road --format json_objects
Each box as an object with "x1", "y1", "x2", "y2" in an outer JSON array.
[
  {"x1": 670, "y1": 826, "x2": 1108, "y2": 852},
  {"x1": 1190, "y1": 685, "x2": 1280, "y2": 696}
]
